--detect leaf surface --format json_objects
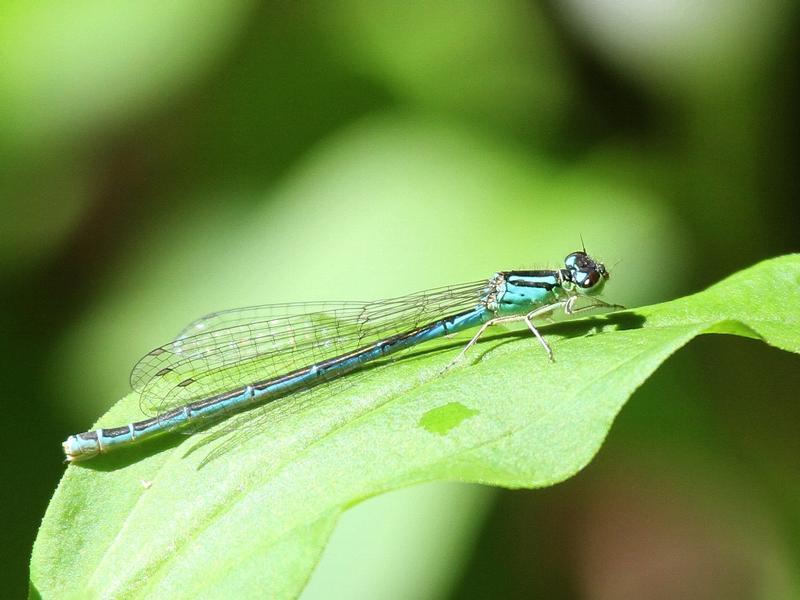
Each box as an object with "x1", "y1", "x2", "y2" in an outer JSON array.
[{"x1": 31, "y1": 255, "x2": 800, "y2": 599}]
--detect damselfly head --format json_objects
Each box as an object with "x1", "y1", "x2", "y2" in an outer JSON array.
[{"x1": 563, "y1": 251, "x2": 609, "y2": 294}]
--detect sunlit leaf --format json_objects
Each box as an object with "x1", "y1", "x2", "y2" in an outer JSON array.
[{"x1": 31, "y1": 254, "x2": 799, "y2": 598}]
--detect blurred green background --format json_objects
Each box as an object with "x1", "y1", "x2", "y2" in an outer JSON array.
[{"x1": 3, "y1": 2, "x2": 798, "y2": 598}]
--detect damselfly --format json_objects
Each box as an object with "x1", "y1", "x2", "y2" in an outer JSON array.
[{"x1": 63, "y1": 251, "x2": 619, "y2": 462}]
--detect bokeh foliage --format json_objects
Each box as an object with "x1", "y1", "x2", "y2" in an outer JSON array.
[{"x1": 1, "y1": 2, "x2": 797, "y2": 598}]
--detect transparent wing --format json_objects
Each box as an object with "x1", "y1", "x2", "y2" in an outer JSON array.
[
  {"x1": 129, "y1": 281, "x2": 489, "y2": 416},
  {"x1": 173, "y1": 301, "x2": 368, "y2": 340},
  {"x1": 188, "y1": 367, "x2": 378, "y2": 467}
]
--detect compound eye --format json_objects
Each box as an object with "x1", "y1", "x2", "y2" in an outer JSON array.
[
  {"x1": 582, "y1": 270, "x2": 600, "y2": 288},
  {"x1": 565, "y1": 251, "x2": 587, "y2": 269}
]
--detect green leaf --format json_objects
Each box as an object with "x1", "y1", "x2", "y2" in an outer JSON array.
[{"x1": 31, "y1": 255, "x2": 800, "y2": 598}]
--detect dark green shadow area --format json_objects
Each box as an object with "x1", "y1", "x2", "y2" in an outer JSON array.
[{"x1": 544, "y1": 309, "x2": 647, "y2": 336}]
